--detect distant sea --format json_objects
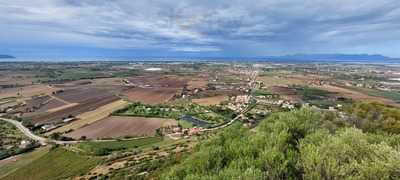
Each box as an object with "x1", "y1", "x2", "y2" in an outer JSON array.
[{"x1": 1, "y1": 57, "x2": 400, "y2": 65}]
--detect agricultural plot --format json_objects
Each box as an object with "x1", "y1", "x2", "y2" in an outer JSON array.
[
  {"x1": 3, "y1": 148, "x2": 100, "y2": 180},
  {"x1": 53, "y1": 87, "x2": 113, "y2": 103},
  {"x1": 114, "y1": 102, "x2": 228, "y2": 124},
  {"x1": 187, "y1": 78, "x2": 208, "y2": 89},
  {"x1": 16, "y1": 96, "x2": 67, "y2": 116},
  {"x1": 268, "y1": 86, "x2": 298, "y2": 101},
  {"x1": 122, "y1": 87, "x2": 179, "y2": 105},
  {"x1": 126, "y1": 75, "x2": 188, "y2": 88},
  {"x1": 192, "y1": 95, "x2": 228, "y2": 106},
  {"x1": 66, "y1": 116, "x2": 177, "y2": 139},
  {"x1": 28, "y1": 95, "x2": 119, "y2": 125},
  {"x1": 48, "y1": 100, "x2": 128, "y2": 134},
  {"x1": 257, "y1": 76, "x2": 306, "y2": 88},
  {"x1": 0, "y1": 147, "x2": 50, "y2": 178},
  {"x1": 194, "y1": 89, "x2": 243, "y2": 99},
  {"x1": 319, "y1": 85, "x2": 399, "y2": 107},
  {"x1": 293, "y1": 85, "x2": 352, "y2": 108},
  {"x1": 0, "y1": 85, "x2": 59, "y2": 99}
]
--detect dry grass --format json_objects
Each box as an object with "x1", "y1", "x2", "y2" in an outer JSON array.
[
  {"x1": 257, "y1": 76, "x2": 305, "y2": 87},
  {"x1": 122, "y1": 87, "x2": 179, "y2": 105},
  {"x1": 192, "y1": 95, "x2": 228, "y2": 106},
  {"x1": 319, "y1": 85, "x2": 399, "y2": 107},
  {"x1": 0, "y1": 85, "x2": 59, "y2": 99},
  {"x1": 187, "y1": 78, "x2": 208, "y2": 89}
]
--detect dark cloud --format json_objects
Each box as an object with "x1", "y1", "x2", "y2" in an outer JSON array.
[{"x1": 0, "y1": 0, "x2": 400, "y2": 57}]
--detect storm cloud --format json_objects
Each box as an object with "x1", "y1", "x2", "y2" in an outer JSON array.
[{"x1": 1, "y1": 0, "x2": 400, "y2": 57}]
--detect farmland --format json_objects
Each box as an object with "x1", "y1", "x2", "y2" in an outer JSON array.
[
  {"x1": 2, "y1": 147, "x2": 100, "y2": 180},
  {"x1": 75, "y1": 136, "x2": 164, "y2": 155},
  {"x1": 122, "y1": 87, "x2": 179, "y2": 105},
  {"x1": 48, "y1": 100, "x2": 128, "y2": 134},
  {"x1": 28, "y1": 94, "x2": 119, "y2": 125},
  {"x1": 192, "y1": 95, "x2": 228, "y2": 106},
  {"x1": 113, "y1": 101, "x2": 228, "y2": 124},
  {"x1": 1, "y1": 61, "x2": 400, "y2": 179},
  {"x1": 0, "y1": 147, "x2": 49, "y2": 178},
  {"x1": 0, "y1": 85, "x2": 58, "y2": 99},
  {"x1": 67, "y1": 116, "x2": 176, "y2": 140}
]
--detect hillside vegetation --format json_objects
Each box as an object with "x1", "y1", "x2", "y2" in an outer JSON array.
[
  {"x1": 346, "y1": 102, "x2": 400, "y2": 133},
  {"x1": 159, "y1": 108, "x2": 400, "y2": 179}
]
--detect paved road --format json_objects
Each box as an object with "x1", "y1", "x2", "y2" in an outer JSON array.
[
  {"x1": 0, "y1": 117, "x2": 48, "y2": 145},
  {"x1": 0, "y1": 117, "x2": 154, "y2": 145},
  {"x1": 201, "y1": 70, "x2": 258, "y2": 132}
]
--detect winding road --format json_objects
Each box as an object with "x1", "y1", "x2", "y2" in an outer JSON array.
[
  {"x1": 201, "y1": 69, "x2": 259, "y2": 132},
  {"x1": 0, "y1": 69, "x2": 259, "y2": 144},
  {"x1": 0, "y1": 117, "x2": 153, "y2": 145},
  {"x1": 0, "y1": 117, "x2": 48, "y2": 145},
  {"x1": 0, "y1": 117, "x2": 78, "y2": 145}
]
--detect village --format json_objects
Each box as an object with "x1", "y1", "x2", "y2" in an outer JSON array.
[{"x1": 1, "y1": 61, "x2": 400, "y2": 179}]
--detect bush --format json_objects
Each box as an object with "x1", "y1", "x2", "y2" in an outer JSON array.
[{"x1": 159, "y1": 108, "x2": 400, "y2": 179}]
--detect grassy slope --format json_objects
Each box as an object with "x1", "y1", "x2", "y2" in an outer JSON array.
[
  {"x1": 2, "y1": 148, "x2": 100, "y2": 180},
  {"x1": 77, "y1": 137, "x2": 164, "y2": 154},
  {"x1": 0, "y1": 147, "x2": 49, "y2": 178}
]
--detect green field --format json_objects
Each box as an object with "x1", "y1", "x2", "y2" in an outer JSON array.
[
  {"x1": 76, "y1": 137, "x2": 164, "y2": 155},
  {"x1": 0, "y1": 147, "x2": 49, "y2": 178},
  {"x1": 367, "y1": 90, "x2": 400, "y2": 102},
  {"x1": 2, "y1": 148, "x2": 100, "y2": 180},
  {"x1": 114, "y1": 102, "x2": 227, "y2": 124},
  {"x1": 178, "y1": 120, "x2": 194, "y2": 128}
]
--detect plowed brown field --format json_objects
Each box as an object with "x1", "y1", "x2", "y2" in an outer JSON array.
[{"x1": 66, "y1": 116, "x2": 177, "y2": 139}]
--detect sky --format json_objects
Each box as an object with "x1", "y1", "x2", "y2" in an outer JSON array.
[{"x1": 1, "y1": 0, "x2": 400, "y2": 58}]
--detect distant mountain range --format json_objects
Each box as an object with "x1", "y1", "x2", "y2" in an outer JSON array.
[
  {"x1": 0, "y1": 53, "x2": 397, "y2": 62},
  {"x1": 265, "y1": 54, "x2": 395, "y2": 61},
  {"x1": 0, "y1": 55, "x2": 15, "y2": 59}
]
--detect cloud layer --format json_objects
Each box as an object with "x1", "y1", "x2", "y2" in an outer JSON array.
[{"x1": 1, "y1": 0, "x2": 400, "y2": 57}]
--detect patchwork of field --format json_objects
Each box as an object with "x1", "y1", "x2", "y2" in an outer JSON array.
[
  {"x1": 15, "y1": 86, "x2": 121, "y2": 125},
  {"x1": 268, "y1": 86, "x2": 298, "y2": 101},
  {"x1": 0, "y1": 85, "x2": 59, "y2": 99},
  {"x1": 53, "y1": 88, "x2": 113, "y2": 103},
  {"x1": 122, "y1": 87, "x2": 179, "y2": 105},
  {"x1": 192, "y1": 95, "x2": 228, "y2": 106},
  {"x1": 47, "y1": 100, "x2": 129, "y2": 134},
  {"x1": 16, "y1": 95, "x2": 67, "y2": 115},
  {"x1": 196, "y1": 89, "x2": 242, "y2": 98},
  {"x1": 0, "y1": 71, "x2": 41, "y2": 87},
  {"x1": 257, "y1": 76, "x2": 306, "y2": 87},
  {"x1": 127, "y1": 75, "x2": 188, "y2": 88},
  {"x1": 187, "y1": 78, "x2": 208, "y2": 89},
  {"x1": 30, "y1": 95, "x2": 119, "y2": 125},
  {"x1": 319, "y1": 85, "x2": 400, "y2": 107},
  {"x1": 67, "y1": 116, "x2": 177, "y2": 139}
]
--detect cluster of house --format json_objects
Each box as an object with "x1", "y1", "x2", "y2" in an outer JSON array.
[
  {"x1": 162, "y1": 125, "x2": 204, "y2": 139},
  {"x1": 307, "y1": 79, "x2": 328, "y2": 86},
  {"x1": 256, "y1": 98, "x2": 297, "y2": 109},
  {"x1": 343, "y1": 80, "x2": 396, "y2": 91},
  {"x1": 226, "y1": 95, "x2": 251, "y2": 112}
]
